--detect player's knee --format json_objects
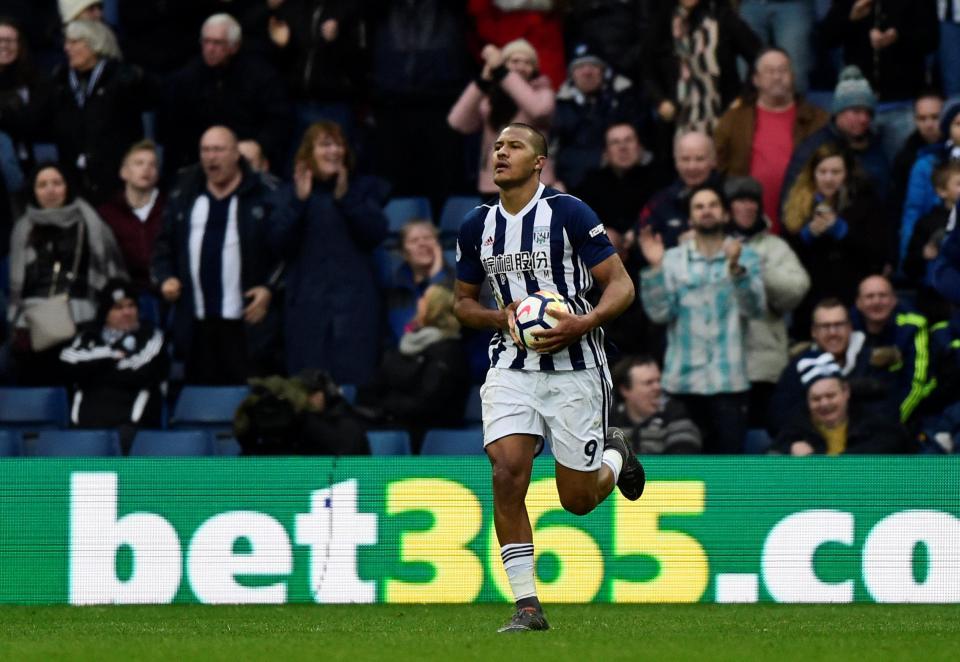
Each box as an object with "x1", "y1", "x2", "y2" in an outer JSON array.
[
  {"x1": 491, "y1": 462, "x2": 530, "y2": 498},
  {"x1": 559, "y1": 492, "x2": 597, "y2": 516}
]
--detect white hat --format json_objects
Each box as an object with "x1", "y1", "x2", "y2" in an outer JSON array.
[{"x1": 59, "y1": 0, "x2": 101, "y2": 24}]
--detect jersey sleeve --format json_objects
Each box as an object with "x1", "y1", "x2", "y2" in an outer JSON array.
[
  {"x1": 566, "y1": 199, "x2": 616, "y2": 268},
  {"x1": 456, "y1": 211, "x2": 486, "y2": 284}
]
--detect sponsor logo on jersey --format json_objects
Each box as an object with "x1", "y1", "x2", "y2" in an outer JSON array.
[
  {"x1": 588, "y1": 223, "x2": 605, "y2": 238},
  {"x1": 533, "y1": 226, "x2": 551, "y2": 243},
  {"x1": 482, "y1": 250, "x2": 549, "y2": 275}
]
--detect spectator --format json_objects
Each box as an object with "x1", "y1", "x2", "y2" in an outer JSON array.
[
  {"x1": 714, "y1": 47, "x2": 828, "y2": 232},
  {"x1": 890, "y1": 93, "x2": 944, "y2": 224},
  {"x1": 638, "y1": 131, "x2": 722, "y2": 252},
  {"x1": 367, "y1": 0, "x2": 470, "y2": 206},
  {"x1": 270, "y1": 120, "x2": 389, "y2": 386},
  {"x1": 851, "y1": 275, "x2": 932, "y2": 423},
  {"x1": 903, "y1": 161, "x2": 960, "y2": 317},
  {"x1": 639, "y1": 183, "x2": 766, "y2": 453},
  {"x1": 267, "y1": 0, "x2": 364, "y2": 139},
  {"x1": 58, "y1": 0, "x2": 104, "y2": 24},
  {"x1": 820, "y1": 0, "x2": 939, "y2": 162},
  {"x1": 361, "y1": 284, "x2": 471, "y2": 446},
  {"x1": 468, "y1": 0, "x2": 567, "y2": 91},
  {"x1": 725, "y1": 176, "x2": 810, "y2": 427},
  {"x1": 237, "y1": 139, "x2": 272, "y2": 176},
  {"x1": 96, "y1": 140, "x2": 164, "y2": 292},
  {"x1": 7, "y1": 162, "x2": 127, "y2": 384},
  {"x1": 38, "y1": 20, "x2": 153, "y2": 205},
  {"x1": 58, "y1": 278, "x2": 168, "y2": 452},
  {"x1": 562, "y1": 0, "x2": 653, "y2": 81},
  {"x1": 610, "y1": 355, "x2": 702, "y2": 454},
  {"x1": 551, "y1": 42, "x2": 649, "y2": 190},
  {"x1": 0, "y1": 16, "x2": 45, "y2": 180},
  {"x1": 782, "y1": 142, "x2": 890, "y2": 335},
  {"x1": 738, "y1": 0, "x2": 815, "y2": 94},
  {"x1": 931, "y1": 206, "x2": 958, "y2": 304},
  {"x1": 940, "y1": 0, "x2": 960, "y2": 98},
  {"x1": 899, "y1": 101, "x2": 960, "y2": 266},
  {"x1": 162, "y1": 13, "x2": 291, "y2": 179},
  {"x1": 234, "y1": 370, "x2": 369, "y2": 455},
  {"x1": 768, "y1": 297, "x2": 907, "y2": 433},
  {"x1": 771, "y1": 361, "x2": 907, "y2": 455},
  {"x1": 387, "y1": 220, "x2": 455, "y2": 345},
  {"x1": 152, "y1": 126, "x2": 281, "y2": 385},
  {"x1": 925, "y1": 313, "x2": 960, "y2": 424},
  {"x1": 576, "y1": 122, "x2": 671, "y2": 239},
  {"x1": 448, "y1": 38, "x2": 556, "y2": 196},
  {"x1": 644, "y1": 0, "x2": 762, "y2": 134},
  {"x1": 780, "y1": 66, "x2": 890, "y2": 206}
]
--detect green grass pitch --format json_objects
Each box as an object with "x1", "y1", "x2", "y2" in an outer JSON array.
[{"x1": 1, "y1": 604, "x2": 958, "y2": 661}]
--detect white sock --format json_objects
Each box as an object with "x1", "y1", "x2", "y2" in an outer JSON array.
[
  {"x1": 602, "y1": 448, "x2": 623, "y2": 483},
  {"x1": 501, "y1": 543, "x2": 536, "y2": 601}
]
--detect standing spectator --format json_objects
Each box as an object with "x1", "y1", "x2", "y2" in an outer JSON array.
[
  {"x1": 448, "y1": 39, "x2": 556, "y2": 196},
  {"x1": 386, "y1": 220, "x2": 455, "y2": 346},
  {"x1": 738, "y1": 0, "x2": 815, "y2": 94},
  {"x1": 639, "y1": 183, "x2": 766, "y2": 453},
  {"x1": 267, "y1": 0, "x2": 364, "y2": 140},
  {"x1": 890, "y1": 93, "x2": 944, "y2": 224},
  {"x1": 58, "y1": 1, "x2": 104, "y2": 24},
  {"x1": 468, "y1": 0, "x2": 567, "y2": 91},
  {"x1": 940, "y1": 0, "x2": 960, "y2": 98},
  {"x1": 645, "y1": 0, "x2": 762, "y2": 134},
  {"x1": 7, "y1": 163, "x2": 127, "y2": 384},
  {"x1": 899, "y1": 101, "x2": 960, "y2": 266},
  {"x1": 162, "y1": 14, "x2": 291, "y2": 178},
  {"x1": 725, "y1": 176, "x2": 810, "y2": 426},
  {"x1": 562, "y1": 0, "x2": 653, "y2": 81},
  {"x1": 38, "y1": 20, "x2": 153, "y2": 205},
  {"x1": 96, "y1": 140, "x2": 164, "y2": 292},
  {"x1": 852, "y1": 274, "x2": 932, "y2": 424},
  {"x1": 367, "y1": 0, "x2": 470, "y2": 206},
  {"x1": 772, "y1": 362, "x2": 907, "y2": 455},
  {"x1": 0, "y1": 17, "x2": 46, "y2": 182},
  {"x1": 58, "y1": 278, "x2": 168, "y2": 452},
  {"x1": 638, "y1": 131, "x2": 722, "y2": 251},
  {"x1": 820, "y1": 0, "x2": 940, "y2": 162},
  {"x1": 780, "y1": 66, "x2": 890, "y2": 205},
  {"x1": 715, "y1": 47, "x2": 828, "y2": 232},
  {"x1": 610, "y1": 355, "x2": 702, "y2": 454},
  {"x1": 551, "y1": 43, "x2": 650, "y2": 190},
  {"x1": 782, "y1": 143, "x2": 890, "y2": 336},
  {"x1": 270, "y1": 121, "x2": 389, "y2": 386},
  {"x1": 152, "y1": 126, "x2": 281, "y2": 385}
]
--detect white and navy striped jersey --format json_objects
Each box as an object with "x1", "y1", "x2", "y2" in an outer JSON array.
[{"x1": 456, "y1": 183, "x2": 615, "y2": 371}]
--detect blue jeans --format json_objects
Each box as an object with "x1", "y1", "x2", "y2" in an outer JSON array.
[
  {"x1": 941, "y1": 21, "x2": 960, "y2": 98},
  {"x1": 739, "y1": 0, "x2": 815, "y2": 94}
]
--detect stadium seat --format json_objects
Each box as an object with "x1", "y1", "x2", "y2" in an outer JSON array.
[
  {"x1": 0, "y1": 429, "x2": 22, "y2": 457},
  {"x1": 372, "y1": 246, "x2": 404, "y2": 289},
  {"x1": 384, "y1": 197, "x2": 432, "y2": 234},
  {"x1": 170, "y1": 386, "x2": 249, "y2": 432},
  {"x1": 31, "y1": 430, "x2": 121, "y2": 457},
  {"x1": 129, "y1": 430, "x2": 216, "y2": 457},
  {"x1": 217, "y1": 437, "x2": 243, "y2": 456},
  {"x1": 463, "y1": 385, "x2": 482, "y2": 425},
  {"x1": 439, "y1": 196, "x2": 482, "y2": 247},
  {"x1": 420, "y1": 428, "x2": 485, "y2": 455},
  {"x1": 367, "y1": 430, "x2": 412, "y2": 456},
  {"x1": 744, "y1": 428, "x2": 773, "y2": 454},
  {"x1": 0, "y1": 387, "x2": 69, "y2": 431}
]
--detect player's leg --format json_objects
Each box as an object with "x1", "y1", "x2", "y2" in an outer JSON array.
[{"x1": 481, "y1": 369, "x2": 550, "y2": 632}]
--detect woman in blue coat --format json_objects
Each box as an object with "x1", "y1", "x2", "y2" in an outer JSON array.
[{"x1": 271, "y1": 121, "x2": 389, "y2": 385}]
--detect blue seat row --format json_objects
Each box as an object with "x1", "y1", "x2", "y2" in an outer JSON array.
[{"x1": 0, "y1": 428, "x2": 224, "y2": 457}]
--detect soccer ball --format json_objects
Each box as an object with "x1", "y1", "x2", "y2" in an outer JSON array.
[{"x1": 513, "y1": 290, "x2": 569, "y2": 350}]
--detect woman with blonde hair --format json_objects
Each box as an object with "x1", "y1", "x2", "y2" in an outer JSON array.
[
  {"x1": 781, "y1": 142, "x2": 890, "y2": 337},
  {"x1": 448, "y1": 38, "x2": 557, "y2": 195}
]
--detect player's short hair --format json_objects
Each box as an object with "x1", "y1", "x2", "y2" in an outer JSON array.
[
  {"x1": 932, "y1": 160, "x2": 960, "y2": 191},
  {"x1": 123, "y1": 139, "x2": 157, "y2": 163},
  {"x1": 505, "y1": 122, "x2": 548, "y2": 158},
  {"x1": 685, "y1": 183, "x2": 728, "y2": 215},
  {"x1": 612, "y1": 354, "x2": 660, "y2": 391}
]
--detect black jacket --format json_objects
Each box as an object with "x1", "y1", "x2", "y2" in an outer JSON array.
[{"x1": 773, "y1": 401, "x2": 908, "y2": 454}]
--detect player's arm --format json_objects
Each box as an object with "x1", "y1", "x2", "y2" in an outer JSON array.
[
  {"x1": 454, "y1": 280, "x2": 507, "y2": 331},
  {"x1": 532, "y1": 254, "x2": 635, "y2": 354}
]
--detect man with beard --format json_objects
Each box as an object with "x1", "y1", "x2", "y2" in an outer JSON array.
[{"x1": 639, "y1": 184, "x2": 766, "y2": 453}]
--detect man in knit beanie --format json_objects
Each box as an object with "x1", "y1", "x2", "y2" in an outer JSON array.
[{"x1": 779, "y1": 65, "x2": 890, "y2": 208}]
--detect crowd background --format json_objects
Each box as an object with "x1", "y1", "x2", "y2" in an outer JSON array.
[{"x1": 0, "y1": 0, "x2": 959, "y2": 456}]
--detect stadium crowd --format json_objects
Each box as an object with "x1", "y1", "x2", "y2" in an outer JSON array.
[{"x1": 1, "y1": 0, "x2": 959, "y2": 456}]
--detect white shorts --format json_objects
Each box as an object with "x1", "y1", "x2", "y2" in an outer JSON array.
[{"x1": 481, "y1": 366, "x2": 611, "y2": 472}]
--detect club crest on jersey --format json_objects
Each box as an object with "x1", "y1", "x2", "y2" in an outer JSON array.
[
  {"x1": 483, "y1": 250, "x2": 549, "y2": 275},
  {"x1": 533, "y1": 226, "x2": 551, "y2": 243}
]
